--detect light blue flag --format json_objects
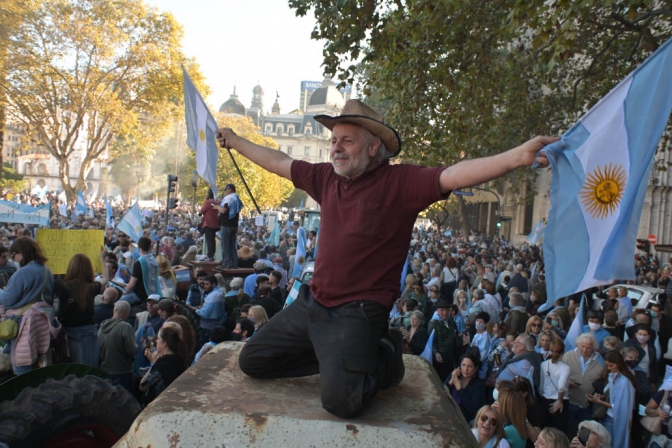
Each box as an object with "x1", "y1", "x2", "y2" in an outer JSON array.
[
  {"x1": 399, "y1": 256, "x2": 409, "y2": 294},
  {"x1": 183, "y1": 66, "x2": 218, "y2": 196},
  {"x1": 420, "y1": 329, "x2": 435, "y2": 363},
  {"x1": 269, "y1": 217, "x2": 280, "y2": 246},
  {"x1": 313, "y1": 224, "x2": 320, "y2": 260},
  {"x1": 298, "y1": 198, "x2": 304, "y2": 209},
  {"x1": 564, "y1": 294, "x2": 586, "y2": 353},
  {"x1": 526, "y1": 220, "x2": 545, "y2": 245},
  {"x1": 74, "y1": 190, "x2": 87, "y2": 217},
  {"x1": 105, "y1": 197, "x2": 113, "y2": 228},
  {"x1": 284, "y1": 280, "x2": 302, "y2": 308},
  {"x1": 117, "y1": 202, "x2": 143, "y2": 242},
  {"x1": 292, "y1": 227, "x2": 307, "y2": 278},
  {"x1": 542, "y1": 37, "x2": 672, "y2": 305}
]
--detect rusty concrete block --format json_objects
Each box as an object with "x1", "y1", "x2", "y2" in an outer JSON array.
[{"x1": 114, "y1": 342, "x2": 477, "y2": 448}]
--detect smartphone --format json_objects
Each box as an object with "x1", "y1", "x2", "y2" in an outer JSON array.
[
  {"x1": 546, "y1": 316, "x2": 552, "y2": 324},
  {"x1": 578, "y1": 427, "x2": 591, "y2": 446}
]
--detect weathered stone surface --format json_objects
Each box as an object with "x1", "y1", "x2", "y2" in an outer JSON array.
[{"x1": 114, "y1": 342, "x2": 477, "y2": 448}]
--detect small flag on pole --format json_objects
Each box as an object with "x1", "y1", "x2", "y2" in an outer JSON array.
[
  {"x1": 74, "y1": 190, "x2": 87, "y2": 217},
  {"x1": 564, "y1": 294, "x2": 586, "y2": 352},
  {"x1": 105, "y1": 197, "x2": 114, "y2": 228},
  {"x1": 292, "y1": 227, "x2": 307, "y2": 278}
]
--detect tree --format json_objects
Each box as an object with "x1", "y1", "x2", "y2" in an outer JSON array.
[
  {"x1": 178, "y1": 113, "x2": 294, "y2": 211},
  {"x1": 289, "y1": 0, "x2": 672, "y2": 231},
  {"x1": 0, "y1": 0, "x2": 206, "y2": 204},
  {"x1": 0, "y1": 163, "x2": 26, "y2": 195}
]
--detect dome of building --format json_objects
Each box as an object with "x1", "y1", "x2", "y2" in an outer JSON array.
[
  {"x1": 308, "y1": 77, "x2": 345, "y2": 109},
  {"x1": 219, "y1": 87, "x2": 246, "y2": 115},
  {"x1": 253, "y1": 84, "x2": 263, "y2": 95}
]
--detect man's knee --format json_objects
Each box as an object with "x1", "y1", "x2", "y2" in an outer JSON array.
[
  {"x1": 321, "y1": 387, "x2": 364, "y2": 419},
  {"x1": 238, "y1": 344, "x2": 266, "y2": 378}
]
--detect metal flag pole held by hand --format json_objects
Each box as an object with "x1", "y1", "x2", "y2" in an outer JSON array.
[{"x1": 223, "y1": 143, "x2": 261, "y2": 214}]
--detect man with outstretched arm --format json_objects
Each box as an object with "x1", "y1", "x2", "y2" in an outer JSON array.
[{"x1": 216, "y1": 99, "x2": 556, "y2": 419}]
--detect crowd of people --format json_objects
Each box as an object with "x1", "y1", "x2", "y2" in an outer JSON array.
[
  {"x1": 1, "y1": 181, "x2": 672, "y2": 447},
  {"x1": 395, "y1": 228, "x2": 672, "y2": 448}
]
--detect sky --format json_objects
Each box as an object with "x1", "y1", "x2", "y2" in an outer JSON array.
[{"x1": 145, "y1": 0, "x2": 333, "y2": 113}]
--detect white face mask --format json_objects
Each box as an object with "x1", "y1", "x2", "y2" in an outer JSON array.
[
  {"x1": 492, "y1": 388, "x2": 499, "y2": 401},
  {"x1": 588, "y1": 322, "x2": 601, "y2": 331},
  {"x1": 476, "y1": 322, "x2": 486, "y2": 332}
]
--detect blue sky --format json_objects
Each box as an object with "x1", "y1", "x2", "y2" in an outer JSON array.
[{"x1": 146, "y1": 0, "x2": 329, "y2": 112}]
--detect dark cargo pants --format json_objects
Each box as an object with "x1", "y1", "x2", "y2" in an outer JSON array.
[{"x1": 238, "y1": 285, "x2": 390, "y2": 418}]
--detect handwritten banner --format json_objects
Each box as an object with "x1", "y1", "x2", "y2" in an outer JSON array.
[
  {"x1": 36, "y1": 229, "x2": 104, "y2": 275},
  {"x1": 0, "y1": 200, "x2": 50, "y2": 226}
]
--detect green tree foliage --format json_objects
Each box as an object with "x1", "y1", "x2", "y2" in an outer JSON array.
[
  {"x1": 0, "y1": 0, "x2": 206, "y2": 204},
  {"x1": 289, "y1": 0, "x2": 671, "y2": 232},
  {"x1": 0, "y1": 163, "x2": 26, "y2": 194}
]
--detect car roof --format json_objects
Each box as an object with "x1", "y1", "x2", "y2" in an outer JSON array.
[{"x1": 609, "y1": 283, "x2": 664, "y2": 294}]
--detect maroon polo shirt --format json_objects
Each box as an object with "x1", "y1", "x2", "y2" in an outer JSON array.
[{"x1": 291, "y1": 159, "x2": 449, "y2": 309}]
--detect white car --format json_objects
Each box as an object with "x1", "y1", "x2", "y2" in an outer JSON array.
[{"x1": 592, "y1": 284, "x2": 664, "y2": 311}]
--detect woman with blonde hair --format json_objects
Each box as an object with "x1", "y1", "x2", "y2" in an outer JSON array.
[
  {"x1": 400, "y1": 273, "x2": 417, "y2": 300},
  {"x1": 525, "y1": 315, "x2": 543, "y2": 341},
  {"x1": 497, "y1": 389, "x2": 528, "y2": 448},
  {"x1": 472, "y1": 405, "x2": 510, "y2": 448},
  {"x1": 248, "y1": 305, "x2": 268, "y2": 331},
  {"x1": 156, "y1": 254, "x2": 176, "y2": 299}
]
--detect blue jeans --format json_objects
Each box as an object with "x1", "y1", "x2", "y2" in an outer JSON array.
[
  {"x1": 121, "y1": 292, "x2": 141, "y2": 306},
  {"x1": 220, "y1": 226, "x2": 238, "y2": 266},
  {"x1": 65, "y1": 325, "x2": 100, "y2": 367},
  {"x1": 566, "y1": 403, "x2": 593, "y2": 439}
]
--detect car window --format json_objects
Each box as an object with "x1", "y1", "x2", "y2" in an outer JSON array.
[{"x1": 627, "y1": 288, "x2": 643, "y2": 307}]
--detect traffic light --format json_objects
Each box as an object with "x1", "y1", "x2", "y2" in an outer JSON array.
[
  {"x1": 636, "y1": 239, "x2": 650, "y2": 253},
  {"x1": 168, "y1": 198, "x2": 179, "y2": 209},
  {"x1": 167, "y1": 174, "x2": 178, "y2": 193},
  {"x1": 496, "y1": 221, "x2": 502, "y2": 228}
]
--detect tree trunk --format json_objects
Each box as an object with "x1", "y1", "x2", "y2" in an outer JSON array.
[{"x1": 456, "y1": 195, "x2": 470, "y2": 235}]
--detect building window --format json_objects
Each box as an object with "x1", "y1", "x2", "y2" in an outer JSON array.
[
  {"x1": 287, "y1": 146, "x2": 293, "y2": 155},
  {"x1": 305, "y1": 127, "x2": 312, "y2": 137},
  {"x1": 265, "y1": 124, "x2": 272, "y2": 135},
  {"x1": 304, "y1": 147, "x2": 310, "y2": 156},
  {"x1": 276, "y1": 124, "x2": 284, "y2": 134},
  {"x1": 319, "y1": 149, "x2": 323, "y2": 159},
  {"x1": 288, "y1": 125, "x2": 294, "y2": 136}
]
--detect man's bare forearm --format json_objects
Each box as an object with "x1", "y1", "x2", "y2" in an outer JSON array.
[{"x1": 219, "y1": 131, "x2": 293, "y2": 180}]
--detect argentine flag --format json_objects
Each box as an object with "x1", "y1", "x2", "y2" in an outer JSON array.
[
  {"x1": 183, "y1": 66, "x2": 219, "y2": 196},
  {"x1": 117, "y1": 202, "x2": 143, "y2": 242},
  {"x1": 269, "y1": 217, "x2": 280, "y2": 246},
  {"x1": 74, "y1": 190, "x2": 87, "y2": 217},
  {"x1": 543, "y1": 37, "x2": 672, "y2": 306},
  {"x1": 526, "y1": 220, "x2": 545, "y2": 245},
  {"x1": 564, "y1": 295, "x2": 586, "y2": 352},
  {"x1": 292, "y1": 227, "x2": 307, "y2": 278},
  {"x1": 105, "y1": 197, "x2": 114, "y2": 228}
]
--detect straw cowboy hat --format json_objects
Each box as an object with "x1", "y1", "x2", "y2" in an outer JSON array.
[
  {"x1": 238, "y1": 246, "x2": 254, "y2": 259},
  {"x1": 314, "y1": 99, "x2": 402, "y2": 156}
]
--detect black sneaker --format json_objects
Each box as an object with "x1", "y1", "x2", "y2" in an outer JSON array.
[{"x1": 379, "y1": 328, "x2": 405, "y2": 389}]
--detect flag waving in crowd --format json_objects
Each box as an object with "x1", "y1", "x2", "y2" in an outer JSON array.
[
  {"x1": 74, "y1": 189, "x2": 87, "y2": 217},
  {"x1": 543, "y1": 36, "x2": 672, "y2": 304},
  {"x1": 117, "y1": 202, "x2": 143, "y2": 242},
  {"x1": 183, "y1": 66, "x2": 219, "y2": 196}
]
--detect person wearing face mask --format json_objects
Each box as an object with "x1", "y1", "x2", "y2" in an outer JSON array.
[
  {"x1": 582, "y1": 311, "x2": 610, "y2": 349},
  {"x1": 540, "y1": 339, "x2": 570, "y2": 433},
  {"x1": 505, "y1": 292, "x2": 528, "y2": 336},
  {"x1": 621, "y1": 347, "x2": 652, "y2": 408},
  {"x1": 464, "y1": 312, "x2": 493, "y2": 380},
  {"x1": 624, "y1": 324, "x2": 658, "y2": 383},
  {"x1": 455, "y1": 289, "x2": 470, "y2": 321}
]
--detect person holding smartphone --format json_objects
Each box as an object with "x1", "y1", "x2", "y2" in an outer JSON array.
[{"x1": 569, "y1": 421, "x2": 611, "y2": 448}]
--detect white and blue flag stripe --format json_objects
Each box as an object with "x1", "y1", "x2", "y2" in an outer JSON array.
[{"x1": 543, "y1": 37, "x2": 672, "y2": 304}]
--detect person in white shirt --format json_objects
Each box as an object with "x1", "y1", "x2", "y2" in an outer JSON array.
[{"x1": 540, "y1": 339, "x2": 570, "y2": 434}]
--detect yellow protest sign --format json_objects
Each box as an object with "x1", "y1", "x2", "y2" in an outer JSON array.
[{"x1": 36, "y1": 229, "x2": 104, "y2": 275}]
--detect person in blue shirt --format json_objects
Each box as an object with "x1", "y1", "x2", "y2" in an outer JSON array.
[
  {"x1": 582, "y1": 310, "x2": 611, "y2": 348},
  {"x1": 194, "y1": 275, "x2": 227, "y2": 338}
]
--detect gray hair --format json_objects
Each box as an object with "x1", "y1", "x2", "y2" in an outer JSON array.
[
  {"x1": 374, "y1": 141, "x2": 394, "y2": 162},
  {"x1": 410, "y1": 310, "x2": 425, "y2": 326},
  {"x1": 518, "y1": 334, "x2": 535, "y2": 352},
  {"x1": 603, "y1": 336, "x2": 623, "y2": 352},
  {"x1": 575, "y1": 332, "x2": 599, "y2": 351},
  {"x1": 472, "y1": 289, "x2": 484, "y2": 300},
  {"x1": 114, "y1": 300, "x2": 130, "y2": 315},
  {"x1": 578, "y1": 420, "x2": 611, "y2": 448},
  {"x1": 508, "y1": 292, "x2": 524, "y2": 307}
]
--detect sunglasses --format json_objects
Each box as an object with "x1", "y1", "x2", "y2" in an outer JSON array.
[
  {"x1": 480, "y1": 415, "x2": 498, "y2": 426},
  {"x1": 531, "y1": 323, "x2": 541, "y2": 328}
]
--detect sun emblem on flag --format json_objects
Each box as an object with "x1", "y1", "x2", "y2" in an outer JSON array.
[
  {"x1": 580, "y1": 163, "x2": 627, "y2": 219},
  {"x1": 297, "y1": 256, "x2": 305, "y2": 264},
  {"x1": 199, "y1": 129, "x2": 206, "y2": 141}
]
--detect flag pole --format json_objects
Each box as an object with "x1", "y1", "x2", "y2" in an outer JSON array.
[{"x1": 224, "y1": 146, "x2": 261, "y2": 214}]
